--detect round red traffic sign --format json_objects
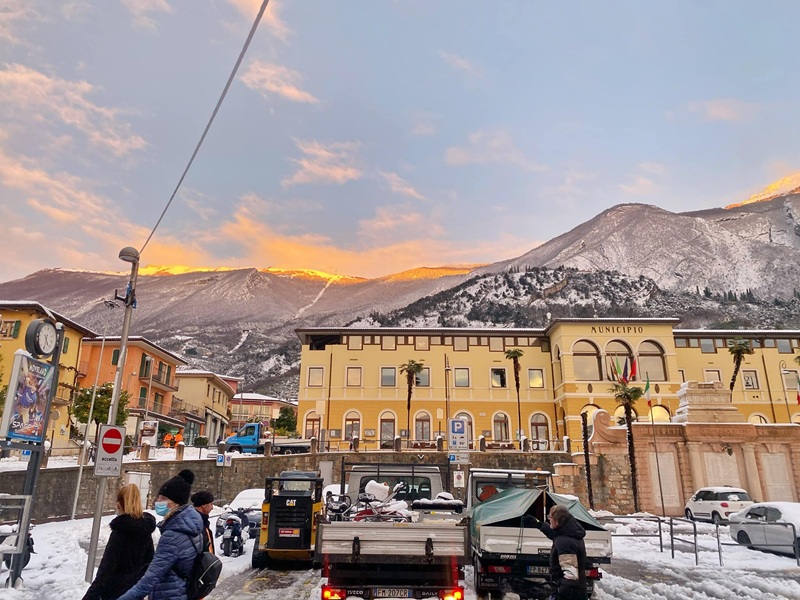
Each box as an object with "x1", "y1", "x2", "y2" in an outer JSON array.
[{"x1": 101, "y1": 428, "x2": 123, "y2": 454}]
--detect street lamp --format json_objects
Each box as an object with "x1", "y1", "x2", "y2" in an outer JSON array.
[
  {"x1": 86, "y1": 246, "x2": 140, "y2": 583},
  {"x1": 779, "y1": 360, "x2": 792, "y2": 422}
]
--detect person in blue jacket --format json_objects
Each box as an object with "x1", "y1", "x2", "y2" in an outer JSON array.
[{"x1": 117, "y1": 469, "x2": 203, "y2": 600}]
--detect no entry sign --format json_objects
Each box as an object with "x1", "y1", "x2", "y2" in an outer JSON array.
[{"x1": 95, "y1": 425, "x2": 126, "y2": 477}]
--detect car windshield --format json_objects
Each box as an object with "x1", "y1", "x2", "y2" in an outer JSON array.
[{"x1": 719, "y1": 491, "x2": 751, "y2": 501}]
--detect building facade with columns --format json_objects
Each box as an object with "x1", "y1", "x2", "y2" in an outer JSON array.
[{"x1": 295, "y1": 319, "x2": 800, "y2": 451}]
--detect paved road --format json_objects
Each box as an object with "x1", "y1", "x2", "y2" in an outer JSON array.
[{"x1": 208, "y1": 565, "x2": 319, "y2": 600}]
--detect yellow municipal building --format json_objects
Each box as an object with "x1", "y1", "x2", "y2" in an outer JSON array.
[{"x1": 296, "y1": 318, "x2": 800, "y2": 450}]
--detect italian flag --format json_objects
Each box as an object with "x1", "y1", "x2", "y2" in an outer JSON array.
[
  {"x1": 644, "y1": 375, "x2": 651, "y2": 408},
  {"x1": 796, "y1": 373, "x2": 800, "y2": 405}
]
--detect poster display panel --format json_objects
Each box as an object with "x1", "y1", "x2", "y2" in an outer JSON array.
[{"x1": 0, "y1": 350, "x2": 55, "y2": 443}]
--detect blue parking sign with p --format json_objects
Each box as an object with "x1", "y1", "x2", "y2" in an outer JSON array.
[
  {"x1": 448, "y1": 418, "x2": 468, "y2": 449},
  {"x1": 451, "y1": 420, "x2": 465, "y2": 434}
]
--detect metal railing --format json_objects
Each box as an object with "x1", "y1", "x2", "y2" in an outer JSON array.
[
  {"x1": 716, "y1": 521, "x2": 800, "y2": 567},
  {"x1": 669, "y1": 516, "x2": 699, "y2": 565},
  {"x1": 597, "y1": 515, "x2": 665, "y2": 553}
]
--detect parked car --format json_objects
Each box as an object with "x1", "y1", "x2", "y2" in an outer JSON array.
[
  {"x1": 728, "y1": 502, "x2": 800, "y2": 555},
  {"x1": 684, "y1": 486, "x2": 753, "y2": 523},
  {"x1": 215, "y1": 488, "x2": 263, "y2": 539}
]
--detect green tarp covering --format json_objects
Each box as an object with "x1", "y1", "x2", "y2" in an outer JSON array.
[{"x1": 469, "y1": 488, "x2": 605, "y2": 538}]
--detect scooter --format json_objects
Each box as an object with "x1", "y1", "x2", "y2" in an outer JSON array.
[
  {"x1": 1, "y1": 524, "x2": 35, "y2": 586},
  {"x1": 221, "y1": 514, "x2": 244, "y2": 557}
]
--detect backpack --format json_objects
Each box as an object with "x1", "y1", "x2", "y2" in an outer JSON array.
[{"x1": 176, "y1": 535, "x2": 223, "y2": 600}]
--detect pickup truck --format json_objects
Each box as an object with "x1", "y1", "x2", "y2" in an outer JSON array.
[
  {"x1": 468, "y1": 469, "x2": 612, "y2": 600},
  {"x1": 316, "y1": 461, "x2": 468, "y2": 600},
  {"x1": 224, "y1": 422, "x2": 311, "y2": 455}
]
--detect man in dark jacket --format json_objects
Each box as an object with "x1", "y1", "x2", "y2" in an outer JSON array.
[
  {"x1": 535, "y1": 504, "x2": 588, "y2": 600},
  {"x1": 191, "y1": 490, "x2": 215, "y2": 554}
]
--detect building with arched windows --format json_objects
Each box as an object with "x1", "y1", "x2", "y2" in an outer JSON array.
[{"x1": 295, "y1": 318, "x2": 800, "y2": 450}]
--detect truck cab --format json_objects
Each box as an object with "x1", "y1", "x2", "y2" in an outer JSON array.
[{"x1": 225, "y1": 422, "x2": 267, "y2": 454}]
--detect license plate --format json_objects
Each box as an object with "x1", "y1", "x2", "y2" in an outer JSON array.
[
  {"x1": 223, "y1": 530, "x2": 232, "y2": 538},
  {"x1": 527, "y1": 566, "x2": 548, "y2": 574},
  {"x1": 374, "y1": 588, "x2": 411, "y2": 598}
]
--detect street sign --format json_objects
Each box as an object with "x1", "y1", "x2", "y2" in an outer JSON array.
[
  {"x1": 224, "y1": 454, "x2": 233, "y2": 467},
  {"x1": 94, "y1": 425, "x2": 126, "y2": 477},
  {"x1": 216, "y1": 454, "x2": 225, "y2": 467},
  {"x1": 448, "y1": 452, "x2": 469, "y2": 465},
  {"x1": 448, "y1": 418, "x2": 468, "y2": 450},
  {"x1": 453, "y1": 471, "x2": 465, "y2": 488},
  {"x1": 20, "y1": 449, "x2": 31, "y2": 462}
]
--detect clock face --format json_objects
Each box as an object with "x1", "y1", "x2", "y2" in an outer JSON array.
[{"x1": 37, "y1": 322, "x2": 58, "y2": 355}]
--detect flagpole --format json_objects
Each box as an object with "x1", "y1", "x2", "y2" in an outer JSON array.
[{"x1": 646, "y1": 373, "x2": 666, "y2": 517}]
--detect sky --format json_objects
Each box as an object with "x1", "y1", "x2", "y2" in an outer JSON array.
[{"x1": 2, "y1": 1, "x2": 800, "y2": 283}]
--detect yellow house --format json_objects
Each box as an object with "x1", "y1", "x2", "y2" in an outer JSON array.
[
  {"x1": 174, "y1": 369, "x2": 235, "y2": 443},
  {"x1": 295, "y1": 319, "x2": 800, "y2": 450},
  {"x1": 0, "y1": 301, "x2": 96, "y2": 455}
]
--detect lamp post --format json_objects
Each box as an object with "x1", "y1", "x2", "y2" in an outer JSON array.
[
  {"x1": 85, "y1": 246, "x2": 140, "y2": 583},
  {"x1": 779, "y1": 360, "x2": 792, "y2": 422}
]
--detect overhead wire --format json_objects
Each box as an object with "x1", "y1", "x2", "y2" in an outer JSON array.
[{"x1": 139, "y1": 0, "x2": 271, "y2": 254}]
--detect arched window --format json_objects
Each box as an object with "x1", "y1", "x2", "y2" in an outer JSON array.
[
  {"x1": 344, "y1": 411, "x2": 360, "y2": 440},
  {"x1": 613, "y1": 404, "x2": 638, "y2": 425},
  {"x1": 304, "y1": 412, "x2": 319, "y2": 438},
  {"x1": 493, "y1": 413, "x2": 510, "y2": 441},
  {"x1": 414, "y1": 412, "x2": 431, "y2": 441},
  {"x1": 530, "y1": 413, "x2": 549, "y2": 447},
  {"x1": 580, "y1": 404, "x2": 600, "y2": 437},
  {"x1": 379, "y1": 412, "x2": 395, "y2": 449},
  {"x1": 638, "y1": 340, "x2": 666, "y2": 381},
  {"x1": 573, "y1": 340, "x2": 601, "y2": 381},
  {"x1": 605, "y1": 340, "x2": 632, "y2": 381},
  {"x1": 455, "y1": 412, "x2": 474, "y2": 447},
  {"x1": 644, "y1": 405, "x2": 670, "y2": 423},
  {"x1": 748, "y1": 413, "x2": 769, "y2": 424}
]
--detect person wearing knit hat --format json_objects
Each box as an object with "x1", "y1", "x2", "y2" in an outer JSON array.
[
  {"x1": 117, "y1": 470, "x2": 203, "y2": 600},
  {"x1": 191, "y1": 490, "x2": 215, "y2": 555}
]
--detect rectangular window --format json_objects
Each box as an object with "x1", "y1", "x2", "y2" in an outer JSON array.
[
  {"x1": 777, "y1": 339, "x2": 793, "y2": 353},
  {"x1": 62, "y1": 337, "x2": 69, "y2": 354},
  {"x1": 528, "y1": 368, "x2": 544, "y2": 388},
  {"x1": 112, "y1": 349, "x2": 120, "y2": 365},
  {"x1": 381, "y1": 367, "x2": 396, "y2": 387},
  {"x1": 675, "y1": 338, "x2": 687, "y2": 348},
  {"x1": 491, "y1": 368, "x2": 507, "y2": 388},
  {"x1": 347, "y1": 336, "x2": 363, "y2": 350},
  {"x1": 346, "y1": 367, "x2": 362, "y2": 387},
  {"x1": 381, "y1": 336, "x2": 396, "y2": 350},
  {"x1": 308, "y1": 367, "x2": 324, "y2": 387},
  {"x1": 489, "y1": 337, "x2": 504, "y2": 352},
  {"x1": 763, "y1": 339, "x2": 775, "y2": 348},
  {"x1": 415, "y1": 337, "x2": 429, "y2": 351},
  {"x1": 742, "y1": 370, "x2": 759, "y2": 390},
  {"x1": 415, "y1": 367, "x2": 430, "y2": 387},
  {"x1": 689, "y1": 339, "x2": 699, "y2": 348},
  {"x1": 454, "y1": 367, "x2": 470, "y2": 387},
  {"x1": 678, "y1": 369, "x2": 686, "y2": 383},
  {"x1": 453, "y1": 337, "x2": 468, "y2": 351},
  {"x1": 704, "y1": 369, "x2": 721, "y2": 382},
  {"x1": 715, "y1": 338, "x2": 726, "y2": 348},
  {"x1": 782, "y1": 370, "x2": 799, "y2": 390},
  {"x1": 700, "y1": 339, "x2": 716, "y2": 353},
  {"x1": 751, "y1": 339, "x2": 763, "y2": 348}
]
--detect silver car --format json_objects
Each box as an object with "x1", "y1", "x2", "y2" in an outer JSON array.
[{"x1": 728, "y1": 502, "x2": 800, "y2": 556}]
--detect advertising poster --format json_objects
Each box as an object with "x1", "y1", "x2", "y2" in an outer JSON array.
[
  {"x1": 139, "y1": 420, "x2": 159, "y2": 447},
  {"x1": 0, "y1": 350, "x2": 55, "y2": 443}
]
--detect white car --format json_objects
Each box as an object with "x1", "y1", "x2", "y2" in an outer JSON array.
[
  {"x1": 684, "y1": 486, "x2": 753, "y2": 524},
  {"x1": 728, "y1": 502, "x2": 800, "y2": 555},
  {"x1": 215, "y1": 488, "x2": 264, "y2": 538}
]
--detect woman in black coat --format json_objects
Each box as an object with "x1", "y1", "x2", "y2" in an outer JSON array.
[{"x1": 83, "y1": 483, "x2": 156, "y2": 600}]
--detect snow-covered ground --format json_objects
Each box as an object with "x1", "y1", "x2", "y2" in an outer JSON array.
[
  {"x1": 2, "y1": 514, "x2": 799, "y2": 599},
  {"x1": 0, "y1": 446, "x2": 217, "y2": 472}
]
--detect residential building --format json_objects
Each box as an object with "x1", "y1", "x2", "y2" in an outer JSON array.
[
  {"x1": 295, "y1": 319, "x2": 800, "y2": 451},
  {"x1": 79, "y1": 336, "x2": 188, "y2": 443},
  {"x1": 0, "y1": 301, "x2": 95, "y2": 455},
  {"x1": 174, "y1": 369, "x2": 236, "y2": 444},
  {"x1": 229, "y1": 392, "x2": 297, "y2": 435}
]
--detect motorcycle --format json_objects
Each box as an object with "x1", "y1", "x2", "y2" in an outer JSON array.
[
  {"x1": 221, "y1": 514, "x2": 245, "y2": 557},
  {"x1": 0, "y1": 523, "x2": 35, "y2": 585}
]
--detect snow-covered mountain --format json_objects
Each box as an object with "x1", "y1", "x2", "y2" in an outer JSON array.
[{"x1": 3, "y1": 194, "x2": 800, "y2": 395}]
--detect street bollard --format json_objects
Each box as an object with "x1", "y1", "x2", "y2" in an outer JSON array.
[
  {"x1": 217, "y1": 441, "x2": 226, "y2": 456},
  {"x1": 352, "y1": 436, "x2": 360, "y2": 452},
  {"x1": 311, "y1": 437, "x2": 318, "y2": 454},
  {"x1": 479, "y1": 437, "x2": 487, "y2": 452},
  {"x1": 140, "y1": 441, "x2": 151, "y2": 461},
  {"x1": 264, "y1": 440, "x2": 272, "y2": 456},
  {"x1": 436, "y1": 437, "x2": 444, "y2": 452},
  {"x1": 175, "y1": 441, "x2": 185, "y2": 461}
]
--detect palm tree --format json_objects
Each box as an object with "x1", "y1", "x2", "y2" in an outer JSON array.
[
  {"x1": 609, "y1": 381, "x2": 644, "y2": 512},
  {"x1": 505, "y1": 348, "x2": 524, "y2": 449},
  {"x1": 399, "y1": 360, "x2": 425, "y2": 444},
  {"x1": 728, "y1": 338, "x2": 753, "y2": 392}
]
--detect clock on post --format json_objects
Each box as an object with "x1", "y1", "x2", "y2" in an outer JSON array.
[{"x1": 24, "y1": 318, "x2": 59, "y2": 359}]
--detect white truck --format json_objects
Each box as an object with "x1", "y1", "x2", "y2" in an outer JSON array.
[
  {"x1": 468, "y1": 469, "x2": 612, "y2": 600},
  {"x1": 316, "y1": 461, "x2": 469, "y2": 600}
]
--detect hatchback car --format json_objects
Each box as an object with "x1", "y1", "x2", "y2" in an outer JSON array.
[
  {"x1": 728, "y1": 502, "x2": 800, "y2": 555},
  {"x1": 684, "y1": 486, "x2": 753, "y2": 524},
  {"x1": 215, "y1": 488, "x2": 264, "y2": 539}
]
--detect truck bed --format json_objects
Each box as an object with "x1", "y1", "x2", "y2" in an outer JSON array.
[{"x1": 476, "y1": 526, "x2": 612, "y2": 562}]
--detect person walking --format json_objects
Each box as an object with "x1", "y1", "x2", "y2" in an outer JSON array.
[
  {"x1": 191, "y1": 490, "x2": 215, "y2": 554},
  {"x1": 533, "y1": 504, "x2": 588, "y2": 600},
  {"x1": 117, "y1": 470, "x2": 203, "y2": 600},
  {"x1": 163, "y1": 431, "x2": 174, "y2": 448},
  {"x1": 82, "y1": 484, "x2": 156, "y2": 600}
]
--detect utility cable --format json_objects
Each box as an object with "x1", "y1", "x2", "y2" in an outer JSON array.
[{"x1": 139, "y1": 0, "x2": 271, "y2": 254}]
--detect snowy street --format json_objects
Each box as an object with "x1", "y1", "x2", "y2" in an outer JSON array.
[{"x1": 2, "y1": 514, "x2": 800, "y2": 599}]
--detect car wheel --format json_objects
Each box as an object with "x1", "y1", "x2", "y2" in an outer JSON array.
[
  {"x1": 684, "y1": 508, "x2": 694, "y2": 521},
  {"x1": 737, "y1": 530, "x2": 752, "y2": 547},
  {"x1": 711, "y1": 512, "x2": 723, "y2": 525},
  {"x1": 230, "y1": 446, "x2": 242, "y2": 454},
  {"x1": 252, "y1": 544, "x2": 268, "y2": 569}
]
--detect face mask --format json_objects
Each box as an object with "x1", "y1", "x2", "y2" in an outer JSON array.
[{"x1": 154, "y1": 501, "x2": 170, "y2": 516}]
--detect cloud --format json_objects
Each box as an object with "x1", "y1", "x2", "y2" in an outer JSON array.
[
  {"x1": 240, "y1": 60, "x2": 318, "y2": 103},
  {"x1": 445, "y1": 129, "x2": 546, "y2": 171},
  {"x1": 358, "y1": 206, "x2": 443, "y2": 242},
  {"x1": 410, "y1": 113, "x2": 436, "y2": 136},
  {"x1": 0, "y1": 64, "x2": 146, "y2": 157},
  {"x1": 639, "y1": 162, "x2": 667, "y2": 175},
  {"x1": 0, "y1": 0, "x2": 40, "y2": 45},
  {"x1": 282, "y1": 140, "x2": 362, "y2": 186},
  {"x1": 618, "y1": 175, "x2": 657, "y2": 196},
  {"x1": 687, "y1": 99, "x2": 756, "y2": 122},
  {"x1": 380, "y1": 171, "x2": 425, "y2": 200},
  {"x1": 121, "y1": 0, "x2": 173, "y2": 31},
  {"x1": 226, "y1": 0, "x2": 291, "y2": 43},
  {"x1": 439, "y1": 51, "x2": 483, "y2": 78}
]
